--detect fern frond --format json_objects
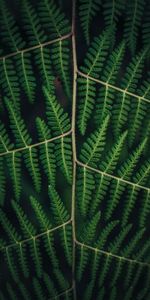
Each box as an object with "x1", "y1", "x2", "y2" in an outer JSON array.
[
  {"x1": 101, "y1": 130, "x2": 128, "y2": 174},
  {"x1": 12, "y1": 200, "x2": 36, "y2": 238},
  {"x1": 79, "y1": 115, "x2": 109, "y2": 167},
  {"x1": 103, "y1": 0, "x2": 124, "y2": 27},
  {"x1": 122, "y1": 185, "x2": 139, "y2": 226},
  {"x1": 139, "y1": 190, "x2": 150, "y2": 228},
  {"x1": 0, "y1": 122, "x2": 14, "y2": 153},
  {"x1": 0, "y1": 0, "x2": 25, "y2": 53},
  {"x1": 76, "y1": 244, "x2": 89, "y2": 281},
  {"x1": 142, "y1": 3, "x2": 150, "y2": 47},
  {"x1": 22, "y1": 0, "x2": 46, "y2": 46},
  {"x1": 30, "y1": 238, "x2": 42, "y2": 278},
  {"x1": 33, "y1": 277, "x2": 46, "y2": 300},
  {"x1": 48, "y1": 185, "x2": 69, "y2": 225},
  {"x1": 43, "y1": 88, "x2": 72, "y2": 182},
  {"x1": 118, "y1": 137, "x2": 147, "y2": 180},
  {"x1": 34, "y1": 46, "x2": 55, "y2": 91},
  {"x1": 43, "y1": 272, "x2": 57, "y2": 298},
  {"x1": 79, "y1": 0, "x2": 101, "y2": 45},
  {"x1": 77, "y1": 212, "x2": 100, "y2": 281},
  {"x1": 121, "y1": 228, "x2": 145, "y2": 258},
  {"x1": 5, "y1": 100, "x2": 32, "y2": 147},
  {"x1": 95, "y1": 42, "x2": 125, "y2": 122},
  {"x1": 16, "y1": 243, "x2": 29, "y2": 278},
  {"x1": 7, "y1": 282, "x2": 18, "y2": 298},
  {"x1": 110, "y1": 259, "x2": 124, "y2": 287},
  {"x1": 105, "y1": 179, "x2": 126, "y2": 220},
  {"x1": 17, "y1": 281, "x2": 31, "y2": 300},
  {"x1": 95, "y1": 220, "x2": 119, "y2": 249},
  {"x1": 108, "y1": 224, "x2": 132, "y2": 254},
  {"x1": 80, "y1": 211, "x2": 100, "y2": 243},
  {"x1": 77, "y1": 167, "x2": 95, "y2": 217},
  {"x1": 77, "y1": 77, "x2": 96, "y2": 135},
  {"x1": 55, "y1": 137, "x2": 72, "y2": 184},
  {"x1": 0, "y1": 157, "x2": 5, "y2": 205},
  {"x1": 0, "y1": 59, "x2": 20, "y2": 110},
  {"x1": 23, "y1": 147, "x2": 41, "y2": 193},
  {"x1": 0, "y1": 209, "x2": 21, "y2": 243},
  {"x1": 134, "y1": 239, "x2": 150, "y2": 262},
  {"x1": 124, "y1": 0, "x2": 145, "y2": 54},
  {"x1": 48, "y1": 185, "x2": 72, "y2": 265},
  {"x1": 90, "y1": 173, "x2": 111, "y2": 214},
  {"x1": 36, "y1": 117, "x2": 56, "y2": 185},
  {"x1": 113, "y1": 48, "x2": 147, "y2": 137},
  {"x1": 44, "y1": 87, "x2": 71, "y2": 136},
  {"x1": 30, "y1": 196, "x2": 52, "y2": 232},
  {"x1": 98, "y1": 254, "x2": 112, "y2": 287},
  {"x1": 15, "y1": 52, "x2": 36, "y2": 104},
  {"x1": 78, "y1": 29, "x2": 111, "y2": 134},
  {"x1": 38, "y1": 0, "x2": 70, "y2": 38},
  {"x1": 51, "y1": 40, "x2": 71, "y2": 98},
  {"x1": 5, "y1": 248, "x2": 19, "y2": 282},
  {"x1": 128, "y1": 75, "x2": 150, "y2": 146},
  {"x1": 6, "y1": 152, "x2": 22, "y2": 200}
]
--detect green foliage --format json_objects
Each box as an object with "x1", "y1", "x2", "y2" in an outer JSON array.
[{"x1": 0, "y1": 0, "x2": 150, "y2": 299}]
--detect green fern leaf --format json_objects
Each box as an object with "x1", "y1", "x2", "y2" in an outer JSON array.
[
  {"x1": 5, "y1": 100, "x2": 32, "y2": 147},
  {"x1": 0, "y1": 122, "x2": 14, "y2": 153},
  {"x1": 79, "y1": 0, "x2": 101, "y2": 45},
  {"x1": 0, "y1": 0, "x2": 25, "y2": 53},
  {"x1": 15, "y1": 52, "x2": 36, "y2": 104},
  {"x1": 0, "y1": 59, "x2": 20, "y2": 110},
  {"x1": 38, "y1": 0, "x2": 70, "y2": 38},
  {"x1": 121, "y1": 228, "x2": 145, "y2": 258},
  {"x1": 118, "y1": 137, "x2": 147, "y2": 180},
  {"x1": 142, "y1": 4, "x2": 150, "y2": 47},
  {"x1": 95, "y1": 220, "x2": 119, "y2": 250},
  {"x1": 34, "y1": 46, "x2": 55, "y2": 91},
  {"x1": 95, "y1": 42, "x2": 125, "y2": 123},
  {"x1": 124, "y1": 0, "x2": 145, "y2": 54},
  {"x1": 36, "y1": 117, "x2": 56, "y2": 185},
  {"x1": 128, "y1": 75, "x2": 150, "y2": 146},
  {"x1": 30, "y1": 196, "x2": 52, "y2": 232},
  {"x1": 44, "y1": 87, "x2": 71, "y2": 135},
  {"x1": 51, "y1": 40, "x2": 71, "y2": 98},
  {"x1": 113, "y1": 48, "x2": 148, "y2": 137},
  {"x1": 49, "y1": 185, "x2": 69, "y2": 225},
  {"x1": 79, "y1": 115, "x2": 109, "y2": 167},
  {"x1": 23, "y1": 147, "x2": 41, "y2": 193},
  {"x1": 6, "y1": 152, "x2": 22, "y2": 200},
  {"x1": 77, "y1": 167, "x2": 95, "y2": 217},
  {"x1": 78, "y1": 29, "x2": 112, "y2": 134},
  {"x1": 100, "y1": 130, "x2": 128, "y2": 174},
  {"x1": 0, "y1": 209, "x2": 21, "y2": 243},
  {"x1": 103, "y1": 0, "x2": 124, "y2": 27},
  {"x1": 44, "y1": 87, "x2": 72, "y2": 182},
  {"x1": 22, "y1": 0, "x2": 47, "y2": 46},
  {"x1": 0, "y1": 157, "x2": 5, "y2": 206},
  {"x1": 16, "y1": 243, "x2": 29, "y2": 279},
  {"x1": 33, "y1": 277, "x2": 46, "y2": 300}
]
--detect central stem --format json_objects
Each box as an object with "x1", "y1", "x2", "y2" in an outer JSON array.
[{"x1": 71, "y1": 0, "x2": 77, "y2": 298}]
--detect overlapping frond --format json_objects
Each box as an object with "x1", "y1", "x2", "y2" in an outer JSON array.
[
  {"x1": 124, "y1": 0, "x2": 145, "y2": 54},
  {"x1": 38, "y1": 0, "x2": 71, "y2": 38},
  {"x1": 78, "y1": 29, "x2": 112, "y2": 134},
  {"x1": 79, "y1": 0, "x2": 101, "y2": 44},
  {"x1": 0, "y1": 0, "x2": 25, "y2": 53}
]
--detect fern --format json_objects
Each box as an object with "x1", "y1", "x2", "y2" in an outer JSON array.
[
  {"x1": 0, "y1": 0, "x2": 25, "y2": 53},
  {"x1": 78, "y1": 29, "x2": 112, "y2": 134},
  {"x1": 124, "y1": 0, "x2": 145, "y2": 54},
  {"x1": 0, "y1": 1, "x2": 150, "y2": 299},
  {"x1": 79, "y1": 0, "x2": 101, "y2": 45}
]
